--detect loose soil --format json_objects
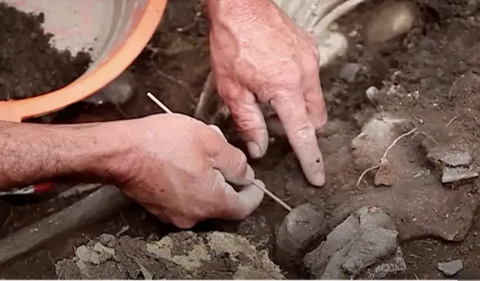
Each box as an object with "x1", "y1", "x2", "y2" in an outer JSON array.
[
  {"x1": 2, "y1": 0, "x2": 480, "y2": 279},
  {"x1": 0, "y1": 3, "x2": 90, "y2": 100}
]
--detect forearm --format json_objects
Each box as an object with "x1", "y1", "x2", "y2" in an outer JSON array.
[{"x1": 0, "y1": 121, "x2": 132, "y2": 190}]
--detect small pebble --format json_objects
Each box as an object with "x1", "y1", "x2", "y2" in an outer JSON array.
[
  {"x1": 85, "y1": 70, "x2": 135, "y2": 105},
  {"x1": 339, "y1": 63, "x2": 361, "y2": 83},
  {"x1": 366, "y1": 86, "x2": 380, "y2": 102},
  {"x1": 366, "y1": 0, "x2": 418, "y2": 44},
  {"x1": 437, "y1": 259, "x2": 463, "y2": 277}
]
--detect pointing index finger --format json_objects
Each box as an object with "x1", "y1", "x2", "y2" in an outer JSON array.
[{"x1": 270, "y1": 92, "x2": 325, "y2": 186}]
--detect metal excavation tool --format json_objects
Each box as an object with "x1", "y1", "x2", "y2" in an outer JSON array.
[{"x1": 146, "y1": 92, "x2": 292, "y2": 212}]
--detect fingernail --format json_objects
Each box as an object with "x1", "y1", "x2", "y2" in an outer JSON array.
[
  {"x1": 309, "y1": 172, "x2": 325, "y2": 187},
  {"x1": 247, "y1": 142, "x2": 261, "y2": 158}
]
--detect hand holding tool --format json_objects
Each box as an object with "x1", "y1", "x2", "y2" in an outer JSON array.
[{"x1": 146, "y1": 92, "x2": 292, "y2": 212}]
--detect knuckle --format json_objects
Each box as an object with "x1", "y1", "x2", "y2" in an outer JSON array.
[
  {"x1": 304, "y1": 33, "x2": 319, "y2": 57},
  {"x1": 304, "y1": 55, "x2": 320, "y2": 74},
  {"x1": 268, "y1": 63, "x2": 302, "y2": 88},
  {"x1": 233, "y1": 150, "x2": 248, "y2": 171},
  {"x1": 200, "y1": 127, "x2": 223, "y2": 153},
  {"x1": 230, "y1": 110, "x2": 260, "y2": 131},
  {"x1": 300, "y1": 48, "x2": 320, "y2": 75},
  {"x1": 293, "y1": 120, "x2": 316, "y2": 142},
  {"x1": 283, "y1": 67, "x2": 303, "y2": 86}
]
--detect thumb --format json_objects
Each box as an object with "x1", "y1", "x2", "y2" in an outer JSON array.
[
  {"x1": 218, "y1": 179, "x2": 265, "y2": 220},
  {"x1": 210, "y1": 129, "x2": 255, "y2": 186}
]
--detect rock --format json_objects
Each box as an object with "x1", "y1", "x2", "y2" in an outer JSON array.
[
  {"x1": 437, "y1": 259, "x2": 463, "y2": 277},
  {"x1": 422, "y1": 0, "x2": 480, "y2": 18},
  {"x1": 360, "y1": 247, "x2": 407, "y2": 279},
  {"x1": 56, "y1": 232, "x2": 285, "y2": 280},
  {"x1": 84, "y1": 70, "x2": 135, "y2": 105},
  {"x1": 366, "y1": 86, "x2": 380, "y2": 103},
  {"x1": 303, "y1": 206, "x2": 406, "y2": 279},
  {"x1": 330, "y1": 181, "x2": 480, "y2": 241},
  {"x1": 366, "y1": 1, "x2": 418, "y2": 44},
  {"x1": 236, "y1": 214, "x2": 271, "y2": 250},
  {"x1": 442, "y1": 166, "x2": 479, "y2": 184},
  {"x1": 339, "y1": 63, "x2": 361, "y2": 83},
  {"x1": 424, "y1": 139, "x2": 479, "y2": 184},
  {"x1": 374, "y1": 160, "x2": 396, "y2": 187},
  {"x1": 335, "y1": 133, "x2": 480, "y2": 243},
  {"x1": 92, "y1": 243, "x2": 115, "y2": 264},
  {"x1": 351, "y1": 112, "x2": 408, "y2": 170},
  {"x1": 274, "y1": 204, "x2": 327, "y2": 270},
  {"x1": 318, "y1": 31, "x2": 349, "y2": 68},
  {"x1": 98, "y1": 234, "x2": 117, "y2": 248},
  {"x1": 73, "y1": 242, "x2": 115, "y2": 266}
]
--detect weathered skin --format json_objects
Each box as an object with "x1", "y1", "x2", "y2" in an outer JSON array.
[{"x1": 0, "y1": 0, "x2": 326, "y2": 228}]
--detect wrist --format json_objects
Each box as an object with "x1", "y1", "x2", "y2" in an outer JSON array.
[
  {"x1": 65, "y1": 120, "x2": 141, "y2": 184},
  {"x1": 205, "y1": 0, "x2": 273, "y2": 23}
]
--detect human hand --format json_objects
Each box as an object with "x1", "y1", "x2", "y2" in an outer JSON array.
[
  {"x1": 112, "y1": 114, "x2": 264, "y2": 228},
  {"x1": 206, "y1": 0, "x2": 327, "y2": 186}
]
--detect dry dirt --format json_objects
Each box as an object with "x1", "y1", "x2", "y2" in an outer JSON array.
[
  {"x1": 1, "y1": 0, "x2": 480, "y2": 279},
  {"x1": 0, "y1": 3, "x2": 90, "y2": 100}
]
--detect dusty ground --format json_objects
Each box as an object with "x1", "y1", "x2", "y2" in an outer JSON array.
[{"x1": 1, "y1": 0, "x2": 480, "y2": 279}]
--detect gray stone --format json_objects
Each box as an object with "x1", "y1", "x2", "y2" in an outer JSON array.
[
  {"x1": 366, "y1": 86, "x2": 380, "y2": 102},
  {"x1": 303, "y1": 206, "x2": 405, "y2": 279},
  {"x1": 366, "y1": 1, "x2": 418, "y2": 44},
  {"x1": 437, "y1": 259, "x2": 463, "y2": 277},
  {"x1": 274, "y1": 204, "x2": 327, "y2": 269},
  {"x1": 237, "y1": 214, "x2": 271, "y2": 250},
  {"x1": 360, "y1": 247, "x2": 407, "y2": 279},
  {"x1": 339, "y1": 63, "x2": 361, "y2": 83},
  {"x1": 57, "y1": 232, "x2": 285, "y2": 280},
  {"x1": 342, "y1": 227, "x2": 398, "y2": 276},
  {"x1": 351, "y1": 113, "x2": 407, "y2": 170},
  {"x1": 84, "y1": 70, "x2": 135, "y2": 105},
  {"x1": 442, "y1": 166, "x2": 479, "y2": 184},
  {"x1": 98, "y1": 234, "x2": 117, "y2": 248},
  {"x1": 425, "y1": 140, "x2": 479, "y2": 183}
]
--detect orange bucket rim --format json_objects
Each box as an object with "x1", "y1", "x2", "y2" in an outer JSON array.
[{"x1": 0, "y1": 0, "x2": 167, "y2": 122}]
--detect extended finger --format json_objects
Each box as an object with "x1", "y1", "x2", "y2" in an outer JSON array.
[
  {"x1": 270, "y1": 92, "x2": 325, "y2": 186},
  {"x1": 217, "y1": 80, "x2": 269, "y2": 159}
]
